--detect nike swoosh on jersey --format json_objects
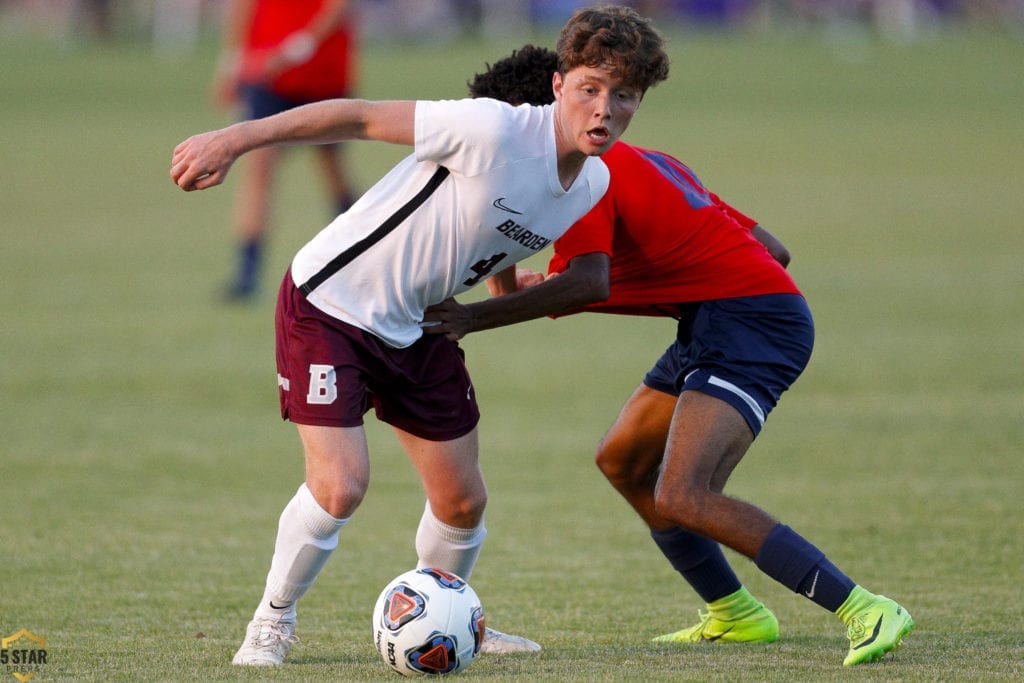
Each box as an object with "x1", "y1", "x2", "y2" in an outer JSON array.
[{"x1": 492, "y1": 197, "x2": 522, "y2": 214}]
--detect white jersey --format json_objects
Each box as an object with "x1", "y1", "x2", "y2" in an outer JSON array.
[{"x1": 290, "y1": 98, "x2": 610, "y2": 348}]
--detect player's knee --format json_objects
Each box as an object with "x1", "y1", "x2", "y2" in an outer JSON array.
[
  {"x1": 459, "y1": 489, "x2": 487, "y2": 523},
  {"x1": 596, "y1": 454, "x2": 634, "y2": 492},
  {"x1": 653, "y1": 478, "x2": 704, "y2": 527},
  {"x1": 432, "y1": 490, "x2": 487, "y2": 529},
  {"x1": 313, "y1": 477, "x2": 369, "y2": 519},
  {"x1": 594, "y1": 441, "x2": 617, "y2": 479},
  {"x1": 595, "y1": 439, "x2": 649, "y2": 492}
]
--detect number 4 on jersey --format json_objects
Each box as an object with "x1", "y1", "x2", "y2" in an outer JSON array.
[{"x1": 463, "y1": 252, "x2": 507, "y2": 286}]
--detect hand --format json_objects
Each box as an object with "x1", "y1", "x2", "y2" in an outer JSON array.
[
  {"x1": 170, "y1": 128, "x2": 240, "y2": 192},
  {"x1": 515, "y1": 267, "x2": 547, "y2": 289},
  {"x1": 422, "y1": 298, "x2": 472, "y2": 341},
  {"x1": 263, "y1": 32, "x2": 317, "y2": 79}
]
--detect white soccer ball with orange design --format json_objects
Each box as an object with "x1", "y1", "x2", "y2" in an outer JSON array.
[{"x1": 372, "y1": 568, "x2": 484, "y2": 676}]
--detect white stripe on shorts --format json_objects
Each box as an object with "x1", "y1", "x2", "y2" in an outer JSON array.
[{"x1": 687, "y1": 370, "x2": 766, "y2": 429}]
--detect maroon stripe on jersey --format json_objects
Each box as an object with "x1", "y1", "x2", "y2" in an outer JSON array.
[{"x1": 298, "y1": 165, "x2": 451, "y2": 296}]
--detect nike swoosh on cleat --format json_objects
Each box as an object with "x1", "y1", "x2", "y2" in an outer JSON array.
[
  {"x1": 852, "y1": 615, "x2": 884, "y2": 650},
  {"x1": 269, "y1": 601, "x2": 294, "y2": 610},
  {"x1": 702, "y1": 625, "x2": 735, "y2": 642},
  {"x1": 492, "y1": 198, "x2": 522, "y2": 214}
]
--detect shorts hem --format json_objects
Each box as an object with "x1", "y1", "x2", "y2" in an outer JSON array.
[
  {"x1": 282, "y1": 412, "x2": 366, "y2": 429},
  {"x1": 383, "y1": 415, "x2": 480, "y2": 442},
  {"x1": 682, "y1": 368, "x2": 767, "y2": 437}
]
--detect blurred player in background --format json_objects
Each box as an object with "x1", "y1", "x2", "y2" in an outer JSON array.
[
  {"x1": 172, "y1": 6, "x2": 669, "y2": 667},
  {"x1": 212, "y1": 0, "x2": 360, "y2": 301},
  {"x1": 424, "y1": 44, "x2": 915, "y2": 667}
]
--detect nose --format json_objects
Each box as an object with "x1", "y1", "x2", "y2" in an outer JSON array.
[{"x1": 593, "y1": 92, "x2": 612, "y2": 120}]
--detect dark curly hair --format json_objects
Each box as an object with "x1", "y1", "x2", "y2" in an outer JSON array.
[
  {"x1": 467, "y1": 44, "x2": 558, "y2": 106},
  {"x1": 557, "y1": 4, "x2": 669, "y2": 93}
]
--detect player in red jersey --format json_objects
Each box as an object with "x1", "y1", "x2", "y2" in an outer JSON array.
[
  {"x1": 424, "y1": 45, "x2": 914, "y2": 666},
  {"x1": 211, "y1": 0, "x2": 359, "y2": 300}
]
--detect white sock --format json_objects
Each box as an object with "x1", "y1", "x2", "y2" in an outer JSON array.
[
  {"x1": 254, "y1": 483, "x2": 348, "y2": 622},
  {"x1": 414, "y1": 501, "x2": 486, "y2": 580}
]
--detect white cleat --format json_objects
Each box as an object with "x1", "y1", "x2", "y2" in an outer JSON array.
[
  {"x1": 232, "y1": 618, "x2": 297, "y2": 666},
  {"x1": 480, "y1": 627, "x2": 542, "y2": 654}
]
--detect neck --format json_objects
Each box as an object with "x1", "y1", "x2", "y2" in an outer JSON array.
[
  {"x1": 557, "y1": 154, "x2": 586, "y2": 191},
  {"x1": 553, "y1": 103, "x2": 586, "y2": 191}
]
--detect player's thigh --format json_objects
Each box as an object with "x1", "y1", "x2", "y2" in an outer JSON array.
[
  {"x1": 393, "y1": 426, "x2": 485, "y2": 526},
  {"x1": 236, "y1": 147, "x2": 280, "y2": 231},
  {"x1": 598, "y1": 384, "x2": 677, "y2": 479},
  {"x1": 662, "y1": 390, "x2": 753, "y2": 494},
  {"x1": 296, "y1": 423, "x2": 371, "y2": 517}
]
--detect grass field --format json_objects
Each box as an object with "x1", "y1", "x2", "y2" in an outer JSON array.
[{"x1": 2, "y1": 21, "x2": 1023, "y2": 681}]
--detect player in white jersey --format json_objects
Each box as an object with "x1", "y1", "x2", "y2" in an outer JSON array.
[
  {"x1": 291, "y1": 97, "x2": 607, "y2": 348},
  {"x1": 170, "y1": 5, "x2": 669, "y2": 668}
]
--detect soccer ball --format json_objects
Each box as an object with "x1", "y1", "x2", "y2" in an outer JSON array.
[{"x1": 372, "y1": 568, "x2": 485, "y2": 676}]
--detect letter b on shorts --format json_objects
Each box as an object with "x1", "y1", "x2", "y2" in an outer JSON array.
[{"x1": 307, "y1": 364, "x2": 338, "y2": 404}]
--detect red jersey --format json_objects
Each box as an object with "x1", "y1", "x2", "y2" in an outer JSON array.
[
  {"x1": 549, "y1": 142, "x2": 801, "y2": 316},
  {"x1": 243, "y1": 0, "x2": 356, "y2": 101}
]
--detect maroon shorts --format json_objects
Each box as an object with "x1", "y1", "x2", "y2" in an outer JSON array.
[{"x1": 275, "y1": 271, "x2": 480, "y2": 441}]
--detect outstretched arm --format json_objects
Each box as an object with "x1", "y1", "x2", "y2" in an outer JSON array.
[
  {"x1": 209, "y1": 0, "x2": 257, "y2": 109},
  {"x1": 423, "y1": 252, "x2": 611, "y2": 341},
  {"x1": 170, "y1": 99, "x2": 415, "y2": 192}
]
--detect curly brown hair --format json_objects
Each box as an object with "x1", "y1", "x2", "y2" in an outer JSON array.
[
  {"x1": 467, "y1": 44, "x2": 558, "y2": 106},
  {"x1": 556, "y1": 4, "x2": 669, "y2": 93}
]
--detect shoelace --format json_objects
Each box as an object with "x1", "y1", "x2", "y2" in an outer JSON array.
[
  {"x1": 846, "y1": 615, "x2": 868, "y2": 641},
  {"x1": 687, "y1": 611, "x2": 715, "y2": 642},
  {"x1": 252, "y1": 623, "x2": 299, "y2": 646},
  {"x1": 483, "y1": 628, "x2": 519, "y2": 643}
]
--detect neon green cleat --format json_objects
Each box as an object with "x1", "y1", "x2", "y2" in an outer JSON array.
[
  {"x1": 653, "y1": 606, "x2": 779, "y2": 644},
  {"x1": 842, "y1": 596, "x2": 915, "y2": 666}
]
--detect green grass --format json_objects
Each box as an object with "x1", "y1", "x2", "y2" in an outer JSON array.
[{"x1": 2, "y1": 24, "x2": 1023, "y2": 681}]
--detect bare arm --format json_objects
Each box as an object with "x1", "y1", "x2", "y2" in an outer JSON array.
[
  {"x1": 170, "y1": 99, "x2": 415, "y2": 192},
  {"x1": 486, "y1": 266, "x2": 519, "y2": 297},
  {"x1": 485, "y1": 265, "x2": 548, "y2": 297},
  {"x1": 751, "y1": 224, "x2": 791, "y2": 268},
  {"x1": 423, "y1": 222, "x2": 790, "y2": 341},
  {"x1": 423, "y1": 252, "x2": 611, "y2": 341},
  {"x1": 210, "y1": 0, "x2": 257, "y2": 108}
]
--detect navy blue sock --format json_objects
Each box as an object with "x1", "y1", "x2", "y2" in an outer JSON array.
[
  {"x1": 754, "y1": 524, "x2": 855, "y2": 612},
  {"x1": 651, "y1": 526, "x2": 742, "y2": 603},
  {"x1": 235, "y1": 238, "x2": 262, "y2": 294},
  {"x1": 335, "y1": 192, "x2": 356, "y2": 215}
]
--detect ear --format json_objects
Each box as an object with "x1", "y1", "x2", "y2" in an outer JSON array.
[{"x1": 552, "y1": 71, "x2": 564, "y2": 101}]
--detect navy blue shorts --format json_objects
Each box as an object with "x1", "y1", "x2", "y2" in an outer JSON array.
[
  {"x1": 275, "y1": 271, "x2": 480, "y2": 441},
  {"x1": 242, "y1": 83, "x2": 347, "y2": 120},
  {"x1": 644, "y1": 294, "x2": 814, "y2": 436}
]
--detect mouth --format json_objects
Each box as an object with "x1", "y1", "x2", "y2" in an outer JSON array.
[{"x1": 586, "y1": 126, "x2": 611, "y2": 147}]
